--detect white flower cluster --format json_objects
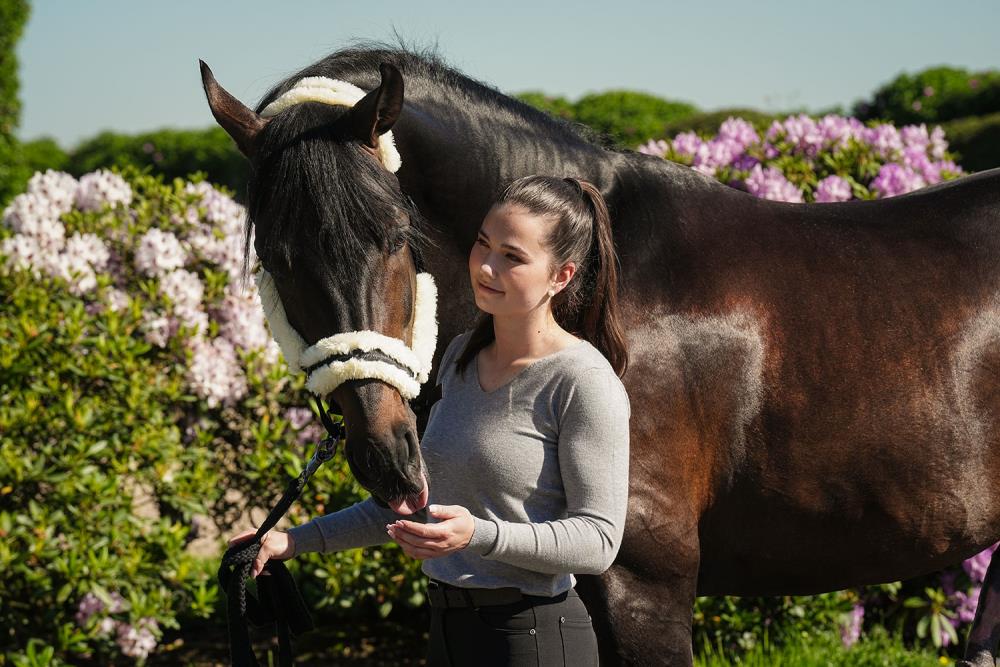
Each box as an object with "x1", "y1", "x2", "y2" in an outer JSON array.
[
  {"x1": 187, "y1": 336, "x2": 249, "y2": 408},
  {"x1": 134, "y1": 227, "x2": 188, "y2": 277},
  {"x1": 74, "y1": 591, "x2": 158, "y2": 659},
  {"x1": 75, "y1": 169, "x2": 134, "y2": 212},
  {"x1": 1, "y1": 169, "x2": 277, "y2": 408},
  {"x1": 183, "y1": 181, "x2": 251, "y2": 282},
  {"x1": 115, "y1": 617, "x2": 159, "y2": 660},
  {"x1": 1, "y1": 170, "x2": 113, "y2": 295}
]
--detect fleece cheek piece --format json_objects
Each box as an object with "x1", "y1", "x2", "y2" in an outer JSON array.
[{"x1": 254, "y1": 269, "x2": 438, "y2": 400}]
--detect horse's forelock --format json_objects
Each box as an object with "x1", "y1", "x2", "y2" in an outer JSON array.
[{"x1": 242, "y1": 102, "x2": 427, "y2": 285}]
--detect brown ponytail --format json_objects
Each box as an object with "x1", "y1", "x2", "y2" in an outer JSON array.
[{"x1": 455, "y1": 175, "x2": 629, "y2": 378}]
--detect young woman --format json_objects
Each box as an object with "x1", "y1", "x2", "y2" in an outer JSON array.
[{"x1": 229, "y1": 175, "x2": 631, "y2": 666}]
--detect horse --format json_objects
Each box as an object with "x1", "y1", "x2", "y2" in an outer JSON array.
[{"x1": 200, "y1": 43, "x2": 1000, "y2": 666}]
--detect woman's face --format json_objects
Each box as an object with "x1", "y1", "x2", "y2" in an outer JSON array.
[{"x1": 468, "y1": 204, "x2": 570, "y2": 318}]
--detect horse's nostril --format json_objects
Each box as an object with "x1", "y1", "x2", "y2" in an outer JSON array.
[{"x1": 405, "y1": 429, "x2": 418, "y2": 461}]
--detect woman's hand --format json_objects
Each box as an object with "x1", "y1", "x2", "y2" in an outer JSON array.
[
  {"x1": 387, "y1": 504, "x2": 475, "y2": 560},
  {"x1": 227, "y1": 529, "x2": 296, "y2": 579}
]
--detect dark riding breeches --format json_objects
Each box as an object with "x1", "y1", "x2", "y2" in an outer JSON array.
[{"x1": 426, "y1": 586, "x2": 599, "y2": 666}]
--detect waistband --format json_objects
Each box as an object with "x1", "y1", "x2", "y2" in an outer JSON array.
[{"x1": 426, "y1": 578, "x2": 571, "y2": 609}]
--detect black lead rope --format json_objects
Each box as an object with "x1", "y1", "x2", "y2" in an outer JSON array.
[{"x1": 218, "y1": 397, "x2": 346, "y2": 667}]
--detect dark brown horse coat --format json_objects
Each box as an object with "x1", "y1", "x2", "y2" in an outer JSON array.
[{"x1": 202, "y1": 46, "x2": 1000, "y2": 666}]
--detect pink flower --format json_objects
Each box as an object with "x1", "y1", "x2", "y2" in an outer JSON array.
[
  {"x1": 870, "y1": 163, "x2": 926, "y2": 198},
  {"x1": 744, "y1": 165, "x2": 804, "y2": 203},
  {"x1": 841, "y1": 603, "x2": 864, "y2": 647},
  {"x1": 815, "y1": 175, "x2": 853, "y2": 203},
  {"x1": 963, "y1": 543, "x2": 998, "y2": 584}
]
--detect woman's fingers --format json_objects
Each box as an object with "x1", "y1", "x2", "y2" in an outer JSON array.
[
  {"x1": 388, "y1": 525, "x2": 445, "y2": 550},
  {"x1": 227, "y1": 529, "x2": 258, "y2": 547}
]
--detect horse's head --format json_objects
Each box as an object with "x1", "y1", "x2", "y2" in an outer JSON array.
[{"x1": 199, "y1": 60, "x2": 432, "y2": 515}]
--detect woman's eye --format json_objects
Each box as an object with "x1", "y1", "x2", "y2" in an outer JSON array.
[
  {"x1": 476, "y1": 238, "x2": 488, "y2": 247},
  {"x1": 507, "y1": 254, "x2": 522, "y2": 263}
]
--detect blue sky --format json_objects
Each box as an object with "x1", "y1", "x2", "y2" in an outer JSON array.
[{"x1": 16, "y1": 0, "x2": 1000, "y2": 148}]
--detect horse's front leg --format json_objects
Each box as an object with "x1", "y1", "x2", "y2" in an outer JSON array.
[
  {"x1": 577, "y1": 513, "x2": 701, "y2": 666},
  {"x1": 960, "y1": 548, "x2": 1000, "y2": 667}
]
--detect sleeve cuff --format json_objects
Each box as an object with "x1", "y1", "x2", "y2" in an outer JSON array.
[
  {"x1": 466, "y1": 516, "x2": 499, "y2": 556},
  {"x1": 286, "y1": 520, "x2": 324, "y2": 558}
]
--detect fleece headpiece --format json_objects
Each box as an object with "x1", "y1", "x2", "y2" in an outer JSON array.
[
  {"x1": 254, "y1": 76, "x2": 436, "y2": 399},
  {"x1": 260, "y1": 76, "x2": 402, "y2": 173}
]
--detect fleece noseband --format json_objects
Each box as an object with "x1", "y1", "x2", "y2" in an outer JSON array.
[{"x1": 255, "y1": 76, "x2": 436, "y2": 400}]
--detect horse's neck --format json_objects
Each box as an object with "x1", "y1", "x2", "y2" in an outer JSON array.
[{"x1": 391, "y1": 86, "x2": 618, "y2": 233}]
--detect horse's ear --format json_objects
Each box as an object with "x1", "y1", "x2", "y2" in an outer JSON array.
[
  {"x1": 349, "y1": 63, "x2": 404, "y2": 149},
  {"x1": 199, "y1": 59, "x2": 268, "y2": 159}
]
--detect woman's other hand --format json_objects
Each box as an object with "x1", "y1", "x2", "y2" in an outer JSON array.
[
  {"x1": 386, "y1": 504, "x2": 474, "y2": 559},
  {"x1": 227, "y1": 529, "x2": 296, "y2": 578}
]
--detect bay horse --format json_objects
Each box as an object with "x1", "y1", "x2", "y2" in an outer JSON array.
[{"x1": 200, "y1": 44, "x2": 1000, "y2": 666}]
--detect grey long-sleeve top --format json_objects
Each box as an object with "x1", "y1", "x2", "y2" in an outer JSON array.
[{"x1": 286, "y1": 330, "x2": 631, "y2": 597}]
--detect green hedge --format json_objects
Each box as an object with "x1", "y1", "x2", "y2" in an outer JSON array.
[
  {"x1": 67, "y1": 128, "x2": 247, "y2": 202},
  {"x1": 0, "y1": 0, "x2": 30, "y2": 207},
  {"x1": 940, "y1": 111, "x2": 1000, "y2": 172},
  {"x1": 515, "y1": 89, "x2": 700, "y2": 147},
  {"x1": 854, "y1": 65, "x2": 1000, "y2": 126}
]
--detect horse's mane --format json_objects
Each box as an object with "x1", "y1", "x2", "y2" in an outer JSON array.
[
  {"x1": 256, "y1": 37, "x2": 615, "y2": 151},
  {"x1": 242, "y1": 37, "x2": 613, "y2": 284}
]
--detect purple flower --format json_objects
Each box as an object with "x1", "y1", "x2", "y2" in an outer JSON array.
[
  {"x1": 963, "y1": 543, "x2": 998, "y2": 584},
  {"x1": 864, "y1": 123, "x2": 904, "y2": 160},
  {"x1": 870, "y1": 163, "x2": 926, "y2": 198},
  {"x1": 929, "y1": 126, "x2": 948, "y2": 160},
  {"x1": 717, "y1": 117, "x2": 760, "y2": 151},
  {"x1": 815, "y1": 175, "x2": 853, "y2": 203},
  {"x1": 953, "y1": 585, "x2": 981, "y2": 624},
  {"x1": 637, "y1": 139, "x2": 669, "y2": 158},
  {"x1": 116, "y1": 617, "x2": 158, "y2": 660},
  {"x1": 671, "y1": 131, "x2": 702, "y2": 159},
  {"x1": 841, "y1": 603, "x2": 864, "y2": 647},
  {"x1": 744, "y1": 164, "x2": 804, "y2": 203}
]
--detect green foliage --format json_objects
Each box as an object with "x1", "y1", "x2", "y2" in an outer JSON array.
[
  {"x1": 693, "y1": 591, "x2": 856, "y2": 655},
  {"x1": 67, "y1": 128, "x2": 247, "y2": 202},
  {"x1": 513, "y1": 91, "x2": 575, "y2": 120},
  {"x1": 0, "y1": 166, "x2": 425, "y2": 663},
  {"x1": 854, "y1": 65, "x2": 1000, "y2": 126},
  {"x1": 21, "y1": 137, "x2": 70, "y2": 174},
  {"x1": 0, "y1": 0, "x2": 30, "y2": 207},
  {"x1": 573, "y1": 90, "x2": 699, "y2": 147},
  {"x1": 694, "y1": 625, "x2": 946, "y2": 667},
  {"x1": 662, "y1": 108, "x2": 782, "y2": 138},
  {"x1": 939, "y1": 111, "x2": 1000, "y2": 172},
  {"x1": 515, "y1": 88, "x2": 700, "y2": 147}
]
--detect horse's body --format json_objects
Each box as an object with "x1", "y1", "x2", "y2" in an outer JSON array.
[{"x1": 203, "y1": 46, "x2": 1000, "y2": 665}]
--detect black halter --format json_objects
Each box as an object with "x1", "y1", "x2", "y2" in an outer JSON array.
[{"x1": 218, "y1": 398, "x2": 345, "y2": 667}]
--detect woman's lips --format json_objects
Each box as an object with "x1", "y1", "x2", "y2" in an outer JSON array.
[{"x1": 478, "y1": 281, "x2": 503, "y2": 294}]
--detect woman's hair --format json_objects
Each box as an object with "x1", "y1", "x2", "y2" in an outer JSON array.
[{"x1": 455, "y1": 174, "x2": 628, "y2": 378}]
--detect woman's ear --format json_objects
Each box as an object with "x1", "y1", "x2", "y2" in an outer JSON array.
[{"x1": 551, "y1": 261, "x2": 576, "y2": 295}]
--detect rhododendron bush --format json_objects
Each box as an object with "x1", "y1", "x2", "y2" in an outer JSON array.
[
  {"x1": 0, "y1": 167, "x2": 423, "y2": 665},
  {"x1": 639, "y1": 113, "x2": 965, "y2": 202}
]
